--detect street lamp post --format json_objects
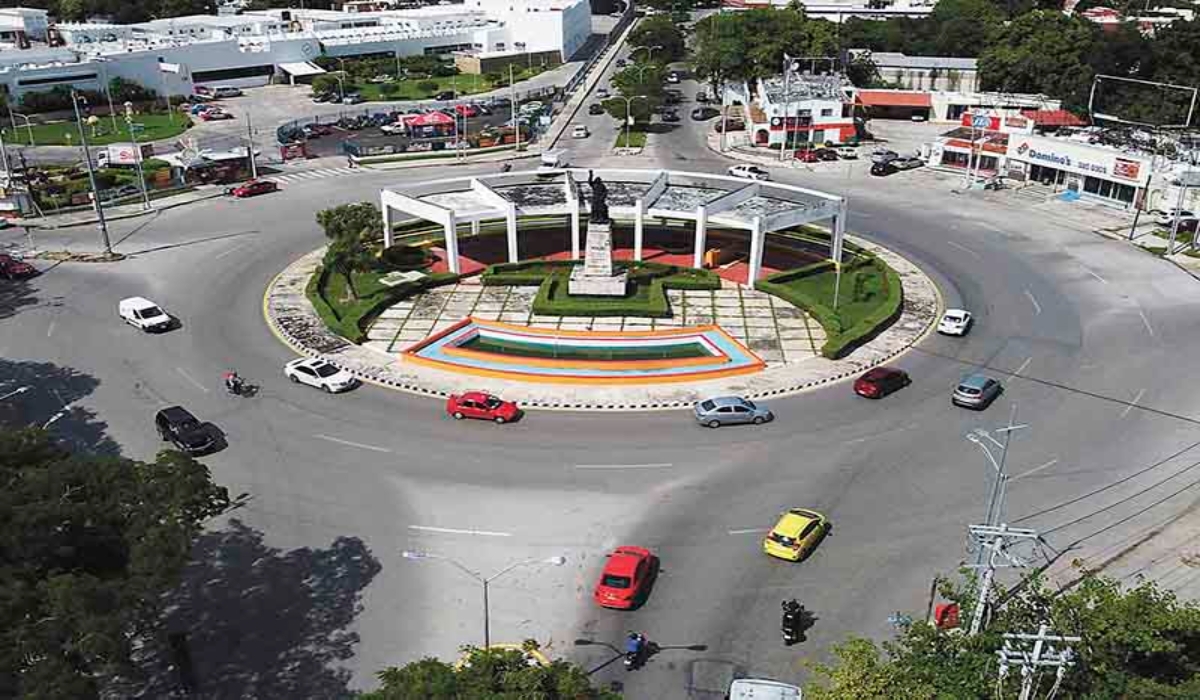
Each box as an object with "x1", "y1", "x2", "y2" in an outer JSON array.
[
  {"x1": 617, "y1": 95, "x2": 648, "y2": 151},
  {"x1": 71, "y1": 90, "x2": 112, "y2": 256},
  {"x1": 333, "y1": 72, "x2": 346, "y2": 102},
  {"x1": 401, "y1": 550, "x2": 566, "y2": 649},
  {"x1": 123, "y1": 101, "x2": 151, "y2": 210}
]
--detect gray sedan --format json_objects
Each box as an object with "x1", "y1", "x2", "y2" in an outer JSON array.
[
  {"x1": 694, "y1": 396, "x2": 773, "y2": 428},
  {"x1": 952, "y1": 374, "x2": 1003, "y2": 410}
]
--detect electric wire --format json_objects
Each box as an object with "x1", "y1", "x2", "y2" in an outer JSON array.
[{"x1": 1056, "y1": 472, "x2": 1200, "y2": 549}]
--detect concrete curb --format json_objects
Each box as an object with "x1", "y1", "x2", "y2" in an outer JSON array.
[
  {"x1": 262, "y1": 237, "x2": 943, "y2": 412},
  {"x1": 32, "y1": 188, "x2": 227, "y2": 230}
]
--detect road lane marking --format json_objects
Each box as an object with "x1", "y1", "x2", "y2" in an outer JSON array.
[
  {"x1": 46, "y1": 319, "x2": 55, "y2": 337},
  {"x1": 574, "y1": 463, "x2": 672, "y2": 469},
  {"x1": 1013, "y1": 357, "x2": 1032, "y2": 377},
  {"x1": 314, "y1": 433, "x2": 392, "y2": 452},
  {"x1": 946, "y1": 240, "x2": 981, "y2": 259},
  {"x1": 1011, "y1": 459, "x2": 1059, "y2": 482},
  {"x1": 215, "y1": 242, "x2": 250, "y2": 259},
  {"x1": 175, "y1": 367, "x2": 210, "y2": 393},
  {"x1": 1120, "y1": 389, "x2": 1146, "y2": 419},
  {"x1": 1024, "y1": 289, "x2": 1042, "y2": 315},
  {"x1": 1082, "y1": 265, "x2": 1108, "y2": 284},
  {"x1": 1137, "y1": 310, "x2": 1155, "y2": 338},
  {"x1": 727, "y1": 528, "x2": 766, "y2": 535},
  {"x1": 409, "y1": 525, "x2": 512, "y2": 537}
]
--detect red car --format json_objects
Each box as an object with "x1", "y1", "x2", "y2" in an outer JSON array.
[
  {"x1": 454, "y1": 104, "x2": 478, "y2": 118},
  {"x1": 854, "y1": 366, "x2": 911, "y2": 399},
  {"x1": 794, "y1": 149, "x2": 820, "y2": 163},
  {"x1": 446, "y1": 391, "x2": 519, "y2": 423},
  {"x1": 199, "y1": 109, "x2": 233, "y2": 121},
  {"x1": 0, "y1": 253, "x2": 38, "y2": 280},
  {"x1": 228, "y1": 180, "x2": 278, "y2": 198},
  {"x1": 593, "y1": 546, "x2": 657, "y2": 609}
]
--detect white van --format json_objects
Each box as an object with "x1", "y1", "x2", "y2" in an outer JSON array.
[
  {"x1": 118, "y1": 296, "x2": 173, "y2": 333},
  {"x1": 538, "y1": 149, "x2": 568, "y2": 174},
  {"x1": 211, "y1": 86, "x2": 243, "y2": 98},
  {"x1": 571, "y1": 125, "x2": 589, "y2": 139},
  {"x1": 729, "y1": 679, "x2": 802, "y2": 700}
]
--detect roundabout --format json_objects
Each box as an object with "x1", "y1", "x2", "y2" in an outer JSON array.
[{"x1": 5, "y1": 124, "x2": 1200, "y2": 697}]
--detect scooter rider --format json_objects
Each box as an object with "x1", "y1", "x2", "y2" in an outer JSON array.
[
  {"x1": 782, "y1": 599, "x2": 803, "y2": 645},
  {"x1": 223, "y1": 370, "x2": 243, "y2": 395},
  {"x1": 624, "y1": 632, "x2": 646, "y2": 669}
]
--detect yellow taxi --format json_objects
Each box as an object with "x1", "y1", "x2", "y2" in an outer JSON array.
[{"x1": 763, "y1": 508, "x2": 829, "y2": 562}]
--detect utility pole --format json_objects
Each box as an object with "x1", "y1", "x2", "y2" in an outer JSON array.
[
  {"x1": 965, "y1": 524, "x2": 1046, "y2": 636},
  {"x1": 71, "y1": 90, "x2": 112, "y2": 256},
  {"x1": 509, "y1": 64, "x2": 519, "y2": 155},
  {"x1": 123, "y1": 101, "x2": 150, "y2": 210},
  {"x1": 779, "y1": 54, "x2": 791, "y2": 162},
  {"x1": 0, "y1": 127, "x2": 9, "y2": 174},
  {"x1": 965, "y1": 403, "x2": 1026, "y2": 553},
  {"x1": 246, "y1": 110, "x2": 258, "y2": 179},
  {"x1": 996, "y1": 624, "x2": 1081, "y2": 700}
]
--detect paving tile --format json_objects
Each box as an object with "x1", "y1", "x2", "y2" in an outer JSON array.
[
  {"x1": 741, "y1": 297, "x2": 772, "y2": 307},
  {"x1": 771, "y1": 306, "x2": 805, "y2": 319},
  {"x1": 499, "y1": 312, "x2": 531, "y2": 322},
  {"x1": 559, "y1": 322, "x2": 593, "y2": 330},
  {"x1": 529, "y1": 321, "x2": 559, "y2": 328},
  {"x1": 742, "y1": 306, "x2": 774, "y2": 317},
  {"x1": 471, "y1": 310, "x2": 502, "y2": 320},
  {"x1": 743, "y1": 316, "x2": 776, "y2": 327}
]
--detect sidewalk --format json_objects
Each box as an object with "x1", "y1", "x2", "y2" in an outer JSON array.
[{"x1": 23, "y1": 185, "x2": 226, "y2": 230}]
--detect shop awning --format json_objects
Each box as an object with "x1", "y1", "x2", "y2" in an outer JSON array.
[
  {"x1": 406, "y1": 111, "x2": 455, "y2": 126},
  {"x1": 1020, "y1": 109, "x2": 1087, "y2": 128},
  {"x1": 278, "y1": 61, "x2": 326, "y2": 77},
  {"x1": 854, "y1": 90, "x2": 932, "y2": 108}
]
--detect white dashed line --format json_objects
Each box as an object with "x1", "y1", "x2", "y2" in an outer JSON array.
[
  {"x1": 408, "y1": 525, "x2": 512, "y2": 537},
  {"x1": 175, "y1": 367, "x2": 210, "y2": 393},
  {"x1": 215, "y1": 242, "x2": 249, "y2": 259},
  {"x1": 1082, "y1": 265, "x2": 1108, "y2": 284},
  {"x1": 1011, "y1": 458, "x2": 1059, "y2": 482},
  {"x1": 727, "y1": 528, "x2": 765, "y2": 535},
  {"x1": 46, "y1": 319, "x2": 55, "y2": 337},
  {"x1": 1120, "y1": 389, "x2": 1146, "y2": 419},
  {"x1": 574, "y1": 463, "x2": 673, "y2": 469},
  {"x1": 1013, "y1": 356, "x2": 1032, "y2": 377},
  {"x1": 1024, "y1": 289, "x2": 1042, "y2": 315},
  {"x1": 946, "y1": 240, "x2": 981, "y2": 259},
  {"x1": 314, "y1": 433, "x2": 392, "y2": 452},
  {"x1": 1137, "y1": 310, "x2": 1155, "y2": 338}
]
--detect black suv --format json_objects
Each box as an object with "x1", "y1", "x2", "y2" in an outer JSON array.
[
  {"x1": 588, "y1": 103, "x2": 605, "y2": 115},
  {"x1": 155, "y1": 406, "x2": 214, "y2": 455}
]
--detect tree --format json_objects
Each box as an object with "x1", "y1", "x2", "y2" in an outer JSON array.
[
  {"x1": 360, "y1": 644, "x2": 621, "y2": 700},
  {"x1": 0, "y1": 426, "x2": 235, "y2": 698},
  {"x1": 628, "y1": 15, "x2": 686, "y2": 63},
  {"x1": 977, "y1": 10, "x2": 1101, "y2": 111},
  {"x1": 926, "y1": 0, "x2": 1003, "y2": 57},
  {"x1": 316, "y1": 201, "x2": 382, "y2": 243}
]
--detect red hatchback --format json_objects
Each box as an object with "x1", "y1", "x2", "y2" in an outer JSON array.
[
  {"x1": 446, "y1": 391, "x2": 519, "y2": 423},
  {"x1": 229, "y1": 180, "x2": 278, "y2": 198},
  {"x1": 854, "y1": 366, "x2": 911, "y2": 399},
  {"x1": 0, "y1": 253, "x2": 38, "y2": 280},
  {"x1": 593, "y1": 546, "x2": 657, "y2": 609},
  {"x1": 794, "y1": 149, "x2": 820, "y2": 163}
]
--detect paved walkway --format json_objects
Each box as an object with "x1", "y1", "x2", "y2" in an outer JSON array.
[{"x1": 264, "y1": 233, "x2": 941, "y2": 411}]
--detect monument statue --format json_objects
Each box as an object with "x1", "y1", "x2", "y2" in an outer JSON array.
[{"x1": 589, "y1": 173, "x2": 609, "y2": 224}]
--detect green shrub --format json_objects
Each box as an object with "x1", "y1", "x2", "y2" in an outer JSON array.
[
  {"x1": 379, "y1": 243, "x2": 431, "y2": 271},
  {"x1": 417, "y1": 80, "x2": 439, "y2": 94},
  {"x1": 532, "y1": 274, "x2": 670, "y2": 317}
]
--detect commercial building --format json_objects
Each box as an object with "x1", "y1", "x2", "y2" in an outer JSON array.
[
  {"x1": 855, "y1": 88, "x2": 1058, "y2": 123},
  {"x1": 0, "y1": 7, "x2": 49, "y2": 46},
  {"x1": 1004, "y1": 133, "x2": 1151, "y2": 207},
  {"x1": 720, "y1": 0, "x2": 936, "y2": 21},
  {"x1": 849, "y1": 51, "x2": 979, "y2": 94},
  {"x1": 728, "y1": 74, "x2": 857, "y2": 149}
]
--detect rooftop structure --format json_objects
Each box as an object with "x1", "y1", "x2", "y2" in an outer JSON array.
[{"x1": 721, "y1": 0, "x2": 935, "y2": 21}]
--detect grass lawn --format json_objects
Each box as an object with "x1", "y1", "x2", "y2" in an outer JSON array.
[
  {"x1": 356, "y1": 66, "x2": 548, "y2": 102},
  {"x1": 613, "y1": 129, "x2": 648, "y2": 149},
  {"x1": 13, "y1": 112, "x2": 191, "y2": 146},
  {"x1": 1151, "y1": 227, "x2": 1194, "y2": 244},
  {"x1": 780, "y1": 265, "x2": 888, "y2": 331},
  {"x1": 322, "y1": 268, "x2": 391, "y2": 307}
]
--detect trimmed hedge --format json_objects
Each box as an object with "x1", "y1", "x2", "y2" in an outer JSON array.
[
  {"x1": 756, "y1": 255, "x2": 903, "y2": 359},
  {"x1": 307, "y1": 266, "x2": 459, "y2": 344},
  {"x1": 532, "y1": 274, "x2": 671, "y2": 318}
]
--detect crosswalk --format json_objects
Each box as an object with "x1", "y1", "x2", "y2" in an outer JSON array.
[{"x1": 265, "y1": 166, "x2": 362, "y2": 186}]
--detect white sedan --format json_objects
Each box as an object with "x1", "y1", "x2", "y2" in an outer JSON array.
[
  {"x1": 283, "y1": 357, "x2": 358, "y2": 393},
  {"x1": 728, "y1": 164, "x2": 770, "y2": 181},
  {"x1": 937, "y1": 309, "x2": 973, "y2": 336}
]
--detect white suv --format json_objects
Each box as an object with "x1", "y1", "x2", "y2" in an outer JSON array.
[
  {"x1": 727, "y1": 164, "x2": 769, "y2": 181},
  {"x1": 119, "y1": 296, "x2": 173, "y2": 332}
]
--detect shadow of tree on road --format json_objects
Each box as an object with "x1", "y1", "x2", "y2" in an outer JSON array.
[
  {"x1": 123, "y1": 519, "x2": 382, "y2": 699},
  {"x1": 0, "y1": 357, "x2": 119, "y2": 455},
  {"x1": 0, "y1": 275, "x2": 39, "y2": 320}
]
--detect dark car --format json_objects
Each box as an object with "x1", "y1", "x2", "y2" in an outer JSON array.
[
  {"x1": 815, "y1": 147, "x2": 839, "y2": 161},
  {"x1": 588, "y1": 103, "x2": 605, "y2": 115},
  {"x1": 661, "y1": 109, "x2": 680, "y2": 122},
  {"x1": 870, "y1": 162, "x2": 897, "y2": 177},
  {"x1": 854, "y1": 366, "x2": 911, "y2": 399},
  {"x1": 714, "y1": 119, "x2": 745, "y2": 133},
  {"x1": 0, "y1": 253, "x2": 37, "y2": 280},
  {"x1": 691, "y1": 106, "x2": 719, "y2": 121},
  {"x1": 311, "y1": 92, "x2": 334, "y2": 103},
  {"x1": 616, "y1": 58, "x2": 627, "y2": 68},
  {"x1": 155, "y1": 406, "x2": 214, "y2": 454},
  {"x1": 435, "y1": 90, "x2": 456, "y2": 101}
]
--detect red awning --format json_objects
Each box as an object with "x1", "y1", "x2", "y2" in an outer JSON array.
[
  {"x1": 854, "y1": 90, "x2": 932, "y2": 108},
  {"x1": 1020, "y1": 109, "x2": 1087, "y2": 127},
  {"x1": 405, "y1": 111, "x2": 455, "y2": 126}
]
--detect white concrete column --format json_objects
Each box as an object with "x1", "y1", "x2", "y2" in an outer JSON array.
[
  {"x1": 832, "y1": 199, "x2": 847, "y2": 265},
  {"x1": 471, "y1": 218, "x2": 480, "y2": 236},
  {"x1": 381, "y1": 201, "x2": 393, "y2": 248},
  {"x1": 693, "y1": 205, "x2": 708, "y2": 269},
  {"x1": 506, "y1": 204, "x2": 519, "y2": 263},
  {"x1": 634, "y1": 198, "x2": 645, "y2": 262},
  {"x1": 570, "y1": 201, "x2": 581, "y2": 260},
  {"x1": 748, "y1": 216, "x2": 765, "y2": 285},
  {"x1": 443, "y1": 213, "x2": 460, "y2": 274}
]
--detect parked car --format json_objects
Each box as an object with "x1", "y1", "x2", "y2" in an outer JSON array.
[
  {"x1": 341, "y1": 93, "x2": 365, "y2": 105},
  {"x1": 1154, "y1": 208, "x2": 1197, "y2": 226},
  {"x1": 815, "y1": 147, "x2": 839, "y2": 161},
  {"x1": 588, "y1": 103, "x2": 605, "y2": 115},
  {"x1": 311, "y1": 92, "x2": 335, "y2": 103},
  {"x1": 572, "y1": 124, "x2": 590, "y2": 139},
  {"x1": 661, "y1": 109, "x2": 680, "y2": 122},
  {"x1": 454, "y1": 104, "x2": 478, "y2": 118},
  {"x1": 870, "y1": 148, "x2": 899, "y2": 164},
  {"x1": 714, "y1": 119, "x2": 745, "y2": 133},
  {"x1": 952, "y1": 374, "x2": 1003, "y2": 410},
  {"x1": 667, "y1": 71, "x2": 681, "y2": 84},
  {"x1": 691, "y1": 106, "x2": 719, "y2": 121},
  {"x1": 891, "y1": 155, "x2": 925, "y2": 170},
  {"x1": 0, "y1": 253, "x2": 37, "y2": 280},
  {"x1": 596, "y1": 87, "x2": 610, "y2": 99},
  {"x1": 446, "y1": 391, "x2": 520, "y2": 423},
  {"x1": 210, "y1": 85, "x2": 243, "y2": 98},
  {"x1": 870, "y1": 162, "x2": 897, "y2": 177},
  {"x1": 593, "y1": 546, "x2": 657, "y2": 609},
  {"x1": 696, "y1": 91, "x2": 710, "y2": 103},
  {"x1": 615, "y1": 58, "x2": 627, "y2": 68},
  {"x1": 727, "y1": 164, "x2": 770, "y2": 181},
  {"x1": 693, "y1": 395, "x2": 772, "y2": 427},
  {"x1": 836, "y1": 146, "x2": 859, "y2": 159},
  {"x1": 937, "y1": 308, "x2": 973, "y2": 336},
  {"x1": 228, "y1": 180, "x2": 278, "y2": 198},
  {"x1": 284, "y1": 357, "x2": 358, "y2": 393},
  {"x1": 199, "y1": 108, "x2": 234, "y2": 121},
  {"x1": 435, "y1": 90, "x2": 456, "y2": 100},
  {"x1": 118, "y1": 296, "x2": 172, "y2": 332},
  {"x1": 854, "y1": 366, "x2": 911, "y2": 399},
  {"x1": 155, "y1": 406, "x2": 214, "y2": 455},
  {"x1": 763, "y1": 508, "x2": 829, "y2": 562},
  {"x1": 794, "y1": 149, "x2": 820, "y2": 163}
]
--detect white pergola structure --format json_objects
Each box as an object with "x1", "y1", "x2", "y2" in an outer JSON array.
[{"x1": 379, "y1": 169, "x2": 848, "y2": 282}]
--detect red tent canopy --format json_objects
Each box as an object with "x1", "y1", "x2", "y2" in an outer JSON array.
[{"x1": 405, "y1": 111, "x2": 455, "y2": 126}]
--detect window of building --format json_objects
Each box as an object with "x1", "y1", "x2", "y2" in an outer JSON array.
[
  {"x1": 1083, "y1": 176, "x2": 1135, "y2": 203},
  {"x1": 821, "y1": 108, "x2": 832, "y2": 117},
  {"x1": 941, "y1": 150, "x2": 969, "y2": 168}
]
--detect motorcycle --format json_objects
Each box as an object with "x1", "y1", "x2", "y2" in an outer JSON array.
[
  {"x1": 782, "y1": 599, "x2": 803, "y2": 645},
  {"x1": 223, "y1": 372, "x2": 248, "y2": 397},
  {"x1": 623, "y1": 632, "x2": 647, "y2": 670},
  {"x1": 500, "y1": 163, "x2": 512, "y2": 173}
]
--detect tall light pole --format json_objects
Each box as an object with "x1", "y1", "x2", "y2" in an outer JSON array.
[
  {"x1": 616, "y1": 95, "x2": 648, "y2": 150},
  {"x1": 123, "y1": 101, "x2": 150, "y2": 210},
  {"x1": 401, "y1": 550, "x2": 566, "y2": 649},
  {"x1": 509, "y1": 63, "x2": 520, "y2": 156},
  {"x1": 965, "y1": 403, "x2": 1026, "y2": 564},
  {"x1": 71, "y1": 90, "x2": 112, "y2": 256}
]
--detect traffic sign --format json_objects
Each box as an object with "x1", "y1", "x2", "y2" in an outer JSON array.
[{"x1": 971, "y1": 114, "x2": 991, "y2": 129}]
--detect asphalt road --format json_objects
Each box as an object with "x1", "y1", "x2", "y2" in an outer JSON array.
[{"x1": 3, "y1": 48, "x2": 1200, "y2": 698}]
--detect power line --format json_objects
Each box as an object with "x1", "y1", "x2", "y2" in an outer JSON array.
[
  {"x1": 1059, "y1": 472, "x2": 1200, "y2": 550},
  {"x1": 1041, "y1": 461, "x2": 1200, "y2": 536}
]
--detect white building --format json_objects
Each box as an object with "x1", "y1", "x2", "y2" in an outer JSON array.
[
  {"x1": 0, "y1": 7, "x2": 49, "y2": 45},
  {"x1": 720, "y1": 0, "x2": 936, "y2": 21},
  {"x1": 729, "y1": 74, "x2": 857, "y2": 149}
]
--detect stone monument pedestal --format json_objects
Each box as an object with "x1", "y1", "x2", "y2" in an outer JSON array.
[{"x1": 568, "y1": 221, "x2": 628, "y2": 296}]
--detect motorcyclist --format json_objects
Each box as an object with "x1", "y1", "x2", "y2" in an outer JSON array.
[
  {"x1": 223, "y1": 370, "x2": 243, "y2": 395},
  {"x1": 782, "y1": 599, "x2": 803, "y2": 644},
  {"x1": 625, "y1": 632, "x2": 644, "y2": 656}
]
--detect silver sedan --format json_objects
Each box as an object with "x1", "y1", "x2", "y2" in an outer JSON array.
[{"x1": 694, "y1": 396, "x2": 773, "y2": 428}]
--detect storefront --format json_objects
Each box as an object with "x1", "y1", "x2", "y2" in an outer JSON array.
[{"x1": 1005, "y1": 135, "x2": 1150, "y2": 208}]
